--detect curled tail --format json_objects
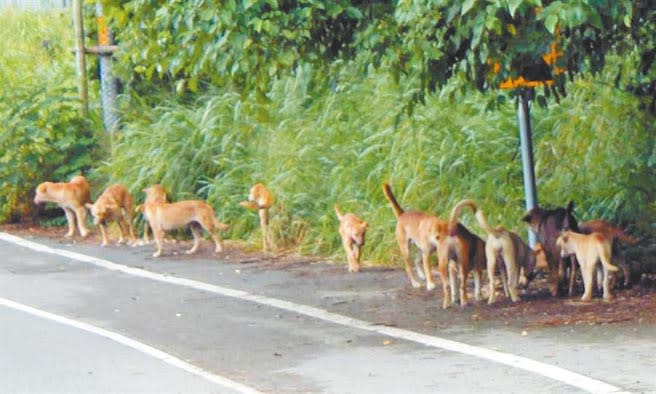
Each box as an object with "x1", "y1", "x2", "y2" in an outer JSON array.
[
  {"x1": 473, "y1": 208, "x2": 499, "y2": 238},
  {"x1": 239, "y1": 201, "x2": 259, "y2": 210},
  {"x1": 615, "y1": 230, "x2": 639, "y2": 245},
  {"x1": 448, "y1": 199, "x2": 478, "y2": 234},
  {"x1": 596, "y1": 234, "x2": 619, "y2": 272},
  {"x1": 213, "y1": 217, "x2": 230, "y2": 232},
  {"x1": 382, "y1": 183, "x2": 404, "y2": 218}
]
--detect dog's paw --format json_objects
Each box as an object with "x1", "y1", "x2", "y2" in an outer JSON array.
[
  {"x1": 425, "y1": 282, "x2": 436, "y2": 291},
  {"x1": 410, "y1": 280, "x2": 421, "y2": 289}
]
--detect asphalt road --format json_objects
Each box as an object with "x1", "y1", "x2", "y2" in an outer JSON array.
[{"x1": 0, "y1": 232, "x2": 654, "y2": 394}]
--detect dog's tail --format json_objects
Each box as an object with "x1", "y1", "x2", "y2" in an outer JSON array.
[
  {"x1": 472, "y1": 208, "x2": 500, "y2": 238},
  {"x1": 213, "y1": 217, "x2": 230, "y2": 232},
  {"x1": 382, "y1": 183, "x2": 404, "y2": 218},
  {"x1": 448, "y1": 199, "x2": 478, "y2": 234},
  {"x1": 334, "y1": 204, "x2": 344, "y2": 221},
  {"x1": 614, "y1": 229, "x2": 640, "y2": 245},
  {"x1": 594, "y1": 233, "x2": 620, "y2": 272},
  {"x1": 239, "y1": 200, "x2": 259, "y2": 210}
]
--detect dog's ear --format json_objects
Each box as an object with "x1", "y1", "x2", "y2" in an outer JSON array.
[
  {"x1": 567, "y1": 200, "x2": 575, "y2": 213},
  {"x1": 521, "y1": 212, "x2": 532, "y2": 223},
  {"x1": 362, "y1": 221, "x2": 368, "y2": 229}
]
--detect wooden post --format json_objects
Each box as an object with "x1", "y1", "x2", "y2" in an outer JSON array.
[{"x1": 72, "y1": 0, "x2": 89, "y2": 116}]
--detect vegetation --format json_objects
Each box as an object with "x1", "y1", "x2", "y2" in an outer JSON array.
[
  {"x1": 0, "y1": 2, "x2": 654, "y2": 267},
  {"x1": 0, "y1": 9, "x2": 100, "y2": 223}
]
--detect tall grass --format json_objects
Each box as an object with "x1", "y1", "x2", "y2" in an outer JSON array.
[{"x1": 102, "y1": 56, "x2": 655, "y2": 267}]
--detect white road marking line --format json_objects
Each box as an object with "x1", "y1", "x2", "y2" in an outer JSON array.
[
  {"x1": 0, "y1": 297, "x2": 263, "y2": 394},
  {"x1": 0, "y1": 232, "x2": 631, "y2": 394}
]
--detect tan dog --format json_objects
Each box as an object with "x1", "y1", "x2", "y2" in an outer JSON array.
[
  {"x1": 142, "y1": 200, "x2": 229, "y2": 257},
  {"x1": 334, "y1": 205, "x2": 368, "y2": 273},
  {"x1": 138, "y1": 184, "x2": 168, "y2": 243},
  {"x1": 556, "y1": 230, "x2": 619, "y2": 301},
  {"x1": 85, "y1": 184, "x2": 136, "y2": 246},
  {"x1": 239, "y1": 183, "x2": 274, "y2": 251},
  {"x1": 33, "y1": 175, "x2": 90, "y2": 238},
  {"x1": 438, "y1": 200, "x2": 486, "y2": 307},
  {"x1": 382, "y1": 183, "x2": 448, "y2": 295},
  {"x1": 465, "y1": 203, "x2": 541, "y2": 304}
]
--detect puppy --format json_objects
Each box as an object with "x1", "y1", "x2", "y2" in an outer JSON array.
[
  {"x1": 466, "y1": 204, "x2": 539, "y2": 304},
  {"x1": 138, "y1": 184, "x2": 168, "y2": 243},
  {"x1": 142, "y1": 200, "x2": 229, "y2": 257},
  {"x1": 521, "y1": 201, "x2": 579, "y2": 296},
  {"x1": 556, "y1": 230, "x2": 619, "y2": 301},
  {"x1": 439, "y1": 200, "x2": 486, "y2": 307},
  {"x1": 85, "y1": 184, "x2": 136, "y2": 246},
  {"x1": 382, "y1": 183, "x2": 448, "y2": 295},
  {"x1": 239, "y1": 183, "x2": 274, "y2": 251},
  {"x1": 33, "y1": 175, "x2": 90, "y2": 238},
  {"x1": 334, "y1": 205, "x2": 368, "y2": 273}
]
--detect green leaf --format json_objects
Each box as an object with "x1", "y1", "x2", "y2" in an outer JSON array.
[{"x1": 461, "y1": 0, "x2": 477, "y2": 16}]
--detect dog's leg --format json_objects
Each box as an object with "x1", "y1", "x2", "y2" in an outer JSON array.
[
  {"x1": 152, "y1": 228, "x2": 164, "y2": 257},
  {"x1": 98, "y1": 223, "x2": 109, "y2": 246},
  {"x1": 437, "y1": 251, "x2": 452, "y2": 309},
  {"x1": 63, "y1": 208, "x2": 76, "y2": 237},
  {"x1": 448, "y1": 261, "x2": 459, "y2": 305},
  {"x1": 399, "y1": 236, "x2": 421, "y2": 289},
  {"x1": 143, "y1": 220, "x2": 151, "y2": 243},
  {"x1": 350, "y1": 244, "x2": 361, "y2": 273},
  {"x1": 486, "y1": 246, "x2": 498, "y2": 304},
  {"x1": 116, "y1": 219, "x2": 127, "y2": 244},
  {"x1": 74, "y1": 206, "x2": 89, "y2": 238},
  {"x1": 601, "y1": 266, "x2": 614, "y2": 301},
  {"x1": 503, "y1": 249, "x2": 520, "y2": 302},
  {"x1": 259, "y1": 208, "x2": 269, "y2": 252},
  {"x1": 209, "y1": 225, "x2": 224, "y2": 254},
  {"x1": 421, "y1": 249, "x2": 436, "y2": 291},
  {"x1": 413, "y1": 252, "x2": 426, "y2": 281},
  {"x1": 472, "y1": 268, "x2": 482, "y2": 302},
  {"x1": 186, "y1": 224, "x2": 202, "y2": 255},
  {"x1": 567, "y1": 256, "x2": 578, "y2": 296},
  {"x1": 580, "y1": 261, "x2": 594, "y2": 302}
]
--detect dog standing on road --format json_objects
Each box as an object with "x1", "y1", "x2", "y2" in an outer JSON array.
[
  {"x1": 556, "y1": 230, "x2": 619, "y2": 301},
  {"x1": 85, "y1": 184, "x2": 136, "y2": 246},
  {"x1": 382, "y1": 183, "x2": 448, "y2": 294},
  {"x1": 240, "y1": 183, "x2": 274, "y2": 252},
  {"x1": 141, "y1": 199, "x2": 229, "y2": 258},
  {"x1": 33, "y1": 175, "x2": 90, "y2": 238},
  {"x1": 521, "y1": 202, "x2": 579, "y2": 296},
  {"x1": 138, "y1": 184, "x2": 168, "y2": 244},
  {"x1": 334, "y1": 205, "x2": 368, "y2": 273}
]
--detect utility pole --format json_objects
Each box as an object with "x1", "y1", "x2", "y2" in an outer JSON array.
[
  {"x1": 517, "y1": 90, "x2": 538, "y2": 246},
  {"x1": 72, "y1": 0, "x2": 88, "y2": 116}
]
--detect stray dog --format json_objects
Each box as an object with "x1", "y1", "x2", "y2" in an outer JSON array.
[
  {"x1": 382, "y1": 183, "x2": 447, "y2": 294},
  {"x1": 33, "y1": 175, "x2": 90, "y2": 238},
  {"x1": 556, "y1": 230, "x2": 619, "y2": 301},
  {"x1": 440, "y1": 200, "x2": 486, "y2": 307},
  {"x1": 579, "y1": 219, "x2": 639, "y2": 289},
  {"x1": 85, "y1": 184, "x2": 136, "y2": 246},
  {"x1": 138, "y1": 184, "x2": 168, "y2": 244},
  {"x1": 239, "y1": 183, "x2": 274, "y2": 251},
  {"x1": 141, "y1": 199, "x2": 229, "y2": 257},
  {"x1": 465, "y1": 203, "x2": 540, "y2": 304},
  {"x1": 521, "y1": 201, "x2": 579, "y2": 296},
  {"x1": 334, "y1": 205, "x2": 368, "y2": 273}
]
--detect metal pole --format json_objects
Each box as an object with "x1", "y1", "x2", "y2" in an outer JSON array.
[
  {"x1": 96, "y1": 2, "x2": 119, "y2": 133},
  {"x1": 72, "y1": 0, "x2": 88, "y2": 116},
  {"x1": 518, "y1": 89, "x2": 538, "y2": 246}
]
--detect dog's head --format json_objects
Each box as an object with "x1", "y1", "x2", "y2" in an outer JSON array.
[
  {"x1": 555, "y1": 230, "x2": 576, "y2": 258},
  {"x1": 522, "y1": 201, "x2": 579, "y2": 239},
  {"x1": 350, "y1": 220, "x2": 368, "y2": 249},
  {"x1": 85, "y1": 201, "x2": 118, "y2": 225},
  {"x1": 143, "y1": 184, "x2": 167, "y2": 204},
  {"x1": 33, "y1": 182, "x2": 50, "y2": 205}
]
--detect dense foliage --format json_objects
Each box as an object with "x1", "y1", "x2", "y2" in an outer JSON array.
[{"x1": 0, "y1": 10, "x2": 100, "y2": 223}]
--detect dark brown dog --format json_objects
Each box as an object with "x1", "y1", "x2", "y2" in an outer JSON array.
[
  {"x1": 521, "y1": 201, "x2": 579, "y2": 297},
  {"x1": 437, "y1": 200, "x2": 487, "y2": 307}
]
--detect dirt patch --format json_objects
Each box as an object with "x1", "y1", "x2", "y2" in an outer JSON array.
[{"x1": 2, "y1": 221, "x2": 655, "y2": 329}]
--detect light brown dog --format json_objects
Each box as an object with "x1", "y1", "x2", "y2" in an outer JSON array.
[
  {"x1": 141, "y1": 200, "x2": 229, "y2": 257},
  {"x1": 438, "y1": 200, "x2": 486, "y2": 307},
  {"x1": 33, "y1": 175, "x2": 90, "y2": 238},
  {"x1": 556, "y1": 230, "x2": 619, "y2": 301},
  {"x1": 383, "y1": 183, "x2": 448, "y2": 294},
  {"x1": 138, "y1": 184, "x2": 168, "y2": 243},
  {"x1": 85, "y1": 184, "x2": 136, "y2": 246},
  {"x1": 334, "y1": 205, "x2": 368, "y2": 273},
  {"x1": 239, "y1": 183, "x2": 274, "y2": 251},
  {"x1": 465, "y1": 203, "x2": 541, "y2": 304}
]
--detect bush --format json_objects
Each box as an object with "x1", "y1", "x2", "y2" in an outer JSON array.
[{"x1": 0, "y1": 9, "x2": 100, "y2": 222}]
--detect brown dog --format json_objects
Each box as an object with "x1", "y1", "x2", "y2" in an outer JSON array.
[
  {"x1": 466, "y1": 203, "x2": 541, "y2": 304},
  {"x1": 34, "y1": 175, "x2": 90, "y2": 238},
  {"x1": 521, "y1": 202, "x2": 579, "y2": 296},
  {"x1": 382, "y1": 183, "x2": 447, "y2": 293},
  {"x1": 141, "y1": 199, "x2": 229, "y2": 257},
  {"x1": 440, "y1": 200, "x2": 486, "y2": 307},
  {"x1": 239, "y1": 183, "x2": 274, "y2": 252},
  {"x1": 334, "y1": 205, "x2": 368, "y2": 273},
  {"x1": 85, "y1": 184, "x2": 136, "y2": 246},
  {"x1": 138, "y1": 184, "x2": 168, "y2": 244},
  {"x1": 556, "y1": 230, "x2": 619, "y2": 301}
]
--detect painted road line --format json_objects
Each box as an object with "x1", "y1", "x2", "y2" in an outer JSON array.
[
  {"x1": 0, "y1": 297, "x2": 263, "y2": 394},
  {"x1": 0, "y1": 232, "x2": 631, "y2": 394}
]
